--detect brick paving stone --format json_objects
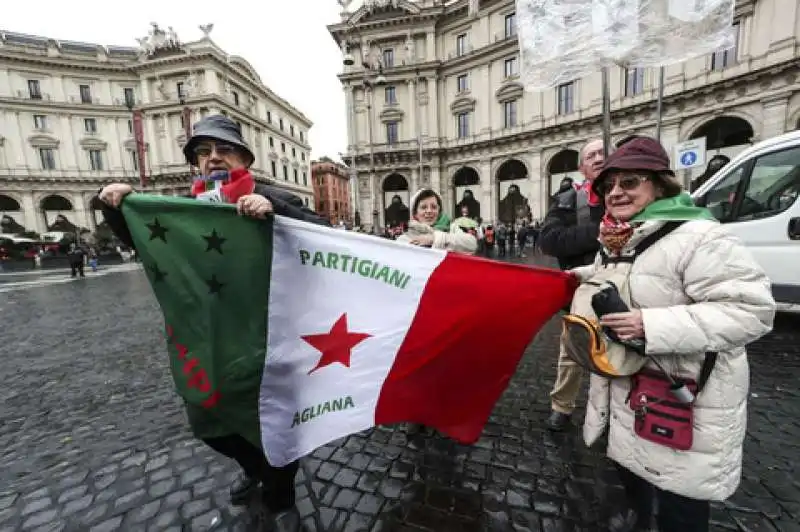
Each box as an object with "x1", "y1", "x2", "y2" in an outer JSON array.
[{"x1": 1, "y1": 258, "x2": 798, "y2": 530}]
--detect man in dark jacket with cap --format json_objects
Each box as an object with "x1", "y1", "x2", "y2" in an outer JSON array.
[
  {"x1": 538, "y1": 138, "x2": 606, "y2": 432},
  {"x1": 98, "y1": 115, "x2": 326, "y2": 531}
]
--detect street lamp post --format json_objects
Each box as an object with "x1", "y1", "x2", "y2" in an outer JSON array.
[
  {"x1": 339, "y1": 20, "x2": 386, "y2": 235},
  {"x1": 179, "y1": 89, "x2": 195, "y2": 178}
]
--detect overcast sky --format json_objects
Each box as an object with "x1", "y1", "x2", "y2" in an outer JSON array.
[{"x1": 3, "y1": 0, "x2": 351, "y2": 161}]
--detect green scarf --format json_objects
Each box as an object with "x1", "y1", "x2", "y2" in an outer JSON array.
[
  {"x1": 452, "y1": 216, "x2": 478, "y2": 229},
  {"x1": 631, "y1": 192, "x2": 716, "y2": 222},
  {"x1": 432, "y1": 212, "x2": 452, "y2": 231}
]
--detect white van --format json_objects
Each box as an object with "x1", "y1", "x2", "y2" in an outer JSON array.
[{"x1": 692, "y1": 130, "x2": 800, "y2": 312}]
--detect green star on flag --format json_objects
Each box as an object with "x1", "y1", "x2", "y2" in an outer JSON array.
[{"x1": 122, "y1": 194, "x2": 576, "y2": 466}]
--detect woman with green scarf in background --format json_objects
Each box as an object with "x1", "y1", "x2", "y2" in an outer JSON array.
[{"x1": 396, "y1": 189, "x2": 478, "y2": 254}]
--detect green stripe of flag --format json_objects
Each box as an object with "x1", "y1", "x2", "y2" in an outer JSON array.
[{"x1": 122, "y1": 194, "x2": 273, "y2": 448}]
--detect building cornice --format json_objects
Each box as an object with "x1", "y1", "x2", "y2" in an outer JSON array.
[
  {"x1": 348, "y1": 57, "x2": 800, "y2": 165},
  {"x1": 0, "y1": 95, "x2": 140, "y2": 115},
  {"x1": 0, "y1": 37, "x2": 311, "y2": 129},
  {"x1": 124, "y1": 50, "x2": 311, "y2": 127},
  {"x1": 202, "y1": 94, "x2": 312, "y2": 151},
  {"x1": 0, "y1": 49, "x2": 137, "y2": 73}
]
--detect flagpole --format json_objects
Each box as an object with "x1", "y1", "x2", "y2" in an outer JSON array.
[{"x1": 601, "y1": 67, "x2": 612, "y2": 158}]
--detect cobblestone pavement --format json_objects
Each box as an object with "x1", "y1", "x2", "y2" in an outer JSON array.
[{"x1": 1, "y1": 258, "x2": 798, "y2": 532}]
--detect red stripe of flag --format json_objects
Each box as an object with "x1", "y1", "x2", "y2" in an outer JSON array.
[{"x1": 374, "y1": 254, "x2": 576, "y2": 441}]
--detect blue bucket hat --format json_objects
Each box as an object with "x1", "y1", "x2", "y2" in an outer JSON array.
[{"x1": 183, "y1": 115, "x2": 255, "y2": 167}]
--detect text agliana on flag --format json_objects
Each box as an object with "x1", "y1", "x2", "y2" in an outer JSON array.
[
  {"x1": 298, "y1": 249, "x2": 412, "y2": 290},
  {"x1": 290, "y1": 396, "x2": 356, "y2": 428}
]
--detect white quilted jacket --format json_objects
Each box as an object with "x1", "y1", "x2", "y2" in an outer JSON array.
[
  {"x1": 396, "y1": 219, "x2": 478, "y2": 254},
  {"x1": 576, "y1": 219, "x2": 776, "y2": 501}
]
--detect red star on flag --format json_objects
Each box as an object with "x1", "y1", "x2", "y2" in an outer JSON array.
[{"x1": 302, "y1": 313, "x2": 372, "y2": 375}]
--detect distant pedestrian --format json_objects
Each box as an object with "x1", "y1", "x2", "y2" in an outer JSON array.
[
  {"x1": 88, "y1": 247, "x2": 98, "y2": 272},
  {"x1": 67, "y1": 244, "x2": 85, "y2": 278}
]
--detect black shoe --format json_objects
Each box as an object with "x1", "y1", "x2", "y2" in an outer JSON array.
[
  {"x1": 545, "y1": 411, "x2": 572, "y2": 431},
  {"x1": 608, "y1": 508, "x2": 647, "y2": 532},
  {"x1": 270, "y1": 507, "x2": 301, "y2": 532},
  {"x1": 230, "y1": 475, "x2": 260, "y2": 506}
]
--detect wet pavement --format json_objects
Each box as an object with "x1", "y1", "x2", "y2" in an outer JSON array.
[{"x1": 1, "y1": 255, "x2": 798, "y2": 531}]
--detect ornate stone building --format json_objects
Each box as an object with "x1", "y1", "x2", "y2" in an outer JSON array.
[
  {"x1": 329, "y1": 0, "x2": 800, "y2": 229},
  {"x1": 0, "y1": 25, "x2": 313, "y2": 236},
  {"x1": 311, "y1": 158, "x2": 353, "y2": 226}
]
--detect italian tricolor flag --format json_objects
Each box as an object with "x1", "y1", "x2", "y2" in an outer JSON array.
[{"x1": 122, "y1": 195, "x2": 575, "y2": 466}]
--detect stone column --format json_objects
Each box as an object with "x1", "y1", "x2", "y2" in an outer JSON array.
[
  {"x1": 410, "y1": 167, "x2": 420, "y2": 194},
  {"x1": 60, "y1": 115, "x2": 78, "y2": 171},
  {"x1": 430, "y1": 166, "x2": 442, "y2": 198},
  {"x1": 139, "y1": 78, "x2": 150, "y2": 105},
  {"x1": 767, "y1": 0, "x2": 798, "y2": 61},
  {"x1": 74, "y1": 193, "x2": 92, "y2": 230},
  {"x1": 528, "y1": 151, "x2": 544, "y2": 219},
  {"x1": 344, "y1": 85, "x2": 357, "y2": 152},
  {"x1": 164, "y1": 113, "x2": 177, "y2": 164},
  {"x1": 428, "y1": 78, "x2": 440, "y2": 142},
  {"x1": 482, "y1": 63, "x2": 492, "y2": 133},
  {"x1": 426, "y1": 32, "x2": 436, "y2": 62},
  {"x1": 479, "y1": 159, "x2": 493, "y2": 222},
  {"x1": 407, "y1": 79, "x2": 416, "y2": 143},
  {"x1": 21, "y1": 193, "x2": 38, "y2": 234},
  {"x1": 761, "y1": 94, "x2": 790, "y2": 141},
  {"x1": 204, "y1": 69, "x2": 220, "y2": 95},
  {"x1": 145, "y1": 113, "x2": 161, "y2": 177}
]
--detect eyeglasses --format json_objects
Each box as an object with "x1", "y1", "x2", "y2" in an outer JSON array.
[
  {"x1": 597, "y1": 174, "x2": 650, "y2": 196},
  {"x1": 193, "y1": 143, "x2": 238, "y2": 158}
]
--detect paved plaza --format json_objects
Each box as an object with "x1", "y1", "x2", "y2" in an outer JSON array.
[{"x1": 0, "y1": 261, "x2": 798, "y2": 531}]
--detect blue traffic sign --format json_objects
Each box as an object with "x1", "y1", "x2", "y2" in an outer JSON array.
[{"x1": 680, "y1": 151, "x2": 697, "y2": 167}]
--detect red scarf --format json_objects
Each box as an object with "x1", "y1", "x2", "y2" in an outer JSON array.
[
  {"x1": 575, "y1": 180, "x2": 601, "y2": 207},
  {"x1": 599, "y1": 213, "x2": 634, "y2": 255},
  {"x1": 190, "y1": 168, "x2": 255, "y2": 203}
]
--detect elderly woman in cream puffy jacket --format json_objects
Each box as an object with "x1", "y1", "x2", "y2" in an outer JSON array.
[
  {"x1": 396, "y1": 188, "x2": 477, "y2": 254},
  {"x1": 571, "y1": 137, "x2": 775, "y2": 532}
]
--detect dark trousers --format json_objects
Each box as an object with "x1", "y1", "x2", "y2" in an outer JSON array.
[
  {"x1": 497, "y1": 239, "x2": 506, "y2": 256},
  {"x1": 70, "y1": 262, "x2": 84, "y2": 278},
  {"x1": 203, "y1": 434, "x2": 299, "y2": 512},
  {"x1": 617, "y1": 464, "x2": 710, "y2": 532}
]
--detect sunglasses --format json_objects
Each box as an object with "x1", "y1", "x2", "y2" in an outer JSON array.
[
  {"x1": 193, "y1": 143, "x2": 238, "y2": 158},
  {"x1": 597, "y1": 174, "x2": 650, "y2": 196}
]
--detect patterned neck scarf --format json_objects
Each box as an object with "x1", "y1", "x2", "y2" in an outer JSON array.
[{"x1": 599, "y1": 213, "x2": 634, "y2": 255}]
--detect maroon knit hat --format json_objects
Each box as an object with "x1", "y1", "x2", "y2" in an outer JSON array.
[{"x1": 593, "y1": 136, "x2": 674, "y2": 196}]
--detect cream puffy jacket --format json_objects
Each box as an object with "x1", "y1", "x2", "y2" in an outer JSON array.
[
  {"x1": 574, "y1": 219, "x2": 775, "y2": 501},
  {"x1": 396, "y1": 219, "x2": 478, "y2": 254}
]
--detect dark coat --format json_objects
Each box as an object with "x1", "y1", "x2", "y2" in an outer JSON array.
[{"x1": 538, "y1": 187, "x2": 604, "y2": 270}]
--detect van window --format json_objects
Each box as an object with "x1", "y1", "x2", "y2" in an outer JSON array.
[
  {"x1": 699, "y1": 165, "x2": 745, "y2": 222},
  {"x1": 699, "y1": 145, "x2": 800, "y2": 223},
  {"x1": 733, "y1": 146, "x2": 800, "y2": 221}
]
